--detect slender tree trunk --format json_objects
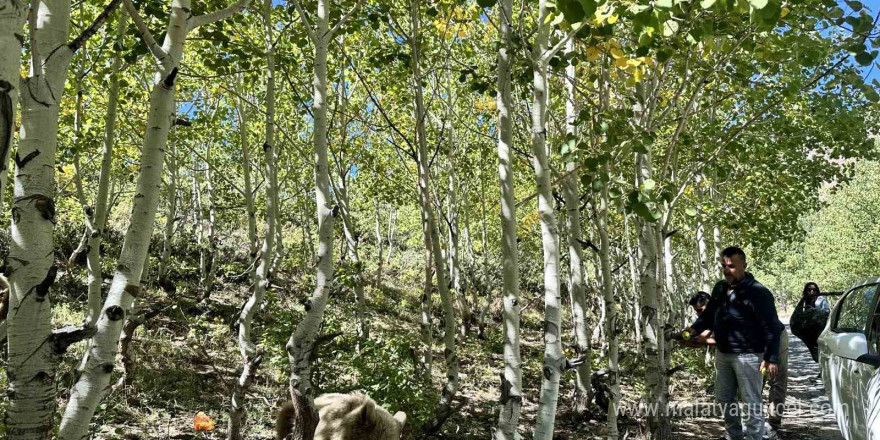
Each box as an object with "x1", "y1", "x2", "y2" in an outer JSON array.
[
  {"x1": 493, "y1": 0, "x2": 521, "y2": 436},
  {"x1": 476, "y1": 147, "x2": 492, "y2": 339},
  {"x1": 374, "y1": 200, "x2": 384, "y2": 290},
  {"x1": 635, "y1": 152, "x2": 670, "y2": 439},
  {"x1": 287, "y1": 0, "x2": 336, "y2": 397},
  {"x1": 419, "y1": 230, "x2": 433, "y2": 383},
  {"x1": 69, "y1": 49, "x2": 102, "y2": 325},
  {"x1": 235, "y1": 77, "x2": 258, "y2": 283},
  {"x1": 201, "y1": 144, "x2": 217, "y2": 299},
  {"x1": 60, "y1": 0, "x2": 251, "y2": 435},
  {"x1": 0, "y1": 0, "x2": 25, "y2": 212},
  {"x1": 595, "y1": 165, "x2": 620, "y2": 440},
  {"x1": 531, "y1": 2, "x2": 565, "y2": 438},
  {"x1": 7, "y1": 0, "x2": 77, "y2": 434},
  {"x1": 227, "y1": 1, "x2": 273, "y2": 437},
  {"x1": 336, "y1": 184, "x2": 368, "y2": 342},
  {"x1": 561, "y1": 38, "x2": 591, "y2": 418},
  {"x1": 157, "y1": 144, "x2": 178, "y2": 286},
  {"x1": 696, "y1": 218, "x2": 712, "y2": 292},
  {"x1": 409, "y1": 0, "x2": 458, "y2": 431},
  {"x1": 624, "y1": 216, "x2": 642, "y2": 353},
  {"x1": 86, "y1": 12, "x2": 126, "y2": 325},
  {"x1": 445, "y1": 107, "x2": 470, "y2": 336},
  {"x1": 385, "y1": 207, "x2": 396, "y2": 265},
  {"x1": 333, "y1": 50, "x2": 368, "y2": 344},
  {"x1": 711, "y1": 188, "x2": 723, "y2": 278}
]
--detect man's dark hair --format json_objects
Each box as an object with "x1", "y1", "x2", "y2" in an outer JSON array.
[
  {"x1": 689, "y1": 291, "x2": 711, "y2": 307},
  {"x1": 720, "y1": 246, "x2": 747, "y2": 262}
]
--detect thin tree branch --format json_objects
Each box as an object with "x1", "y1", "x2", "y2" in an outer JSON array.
[
  {"x1": 327, "y1": 0, "x2": 364, "y2": 38},
  {"x1": 289, "y1": 0, "x2": 318, "y2": 43},
  {"x1": 186, "y1": 0, "x2": 253, "y2": 33},
  {"x1": 68, "y1": 0, "x2": 123, "y2": 52},
  {"x1": 123, "y1": 0, "x2": 167, "y2": 61}
]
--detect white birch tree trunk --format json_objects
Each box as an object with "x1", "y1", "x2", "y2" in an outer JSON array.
[
  {"x1": 531, "y1": 2, "x2": 566, "y2": 438},
  {"x1": 445, "y1": 113, "x2": 470, "y2": 336},
  {"x1": 374, "y1": 199, "x2": 383, "y2": 290},
  {"x1": 635, "y1": 152, "x2": 670, "y2": 439},
  {"x1": 493, "y1": 0, "x2": 521, "y2": 436},
  {"x1": 234, "y1": 77, "x2": 258, "y2": 283},
  {"x1": 287, "y1": 0, "x2": 336, "y2": 397},
  {"x1": 333, "y1": 50, "x2": 368, "y2": 344},
  {"x1": 7, "y1": 0, "x2": 78, "y2": 434},
  {"x1": 0, "y1": 0, "x2": 25, "y2": 211},
  {"x1": 157, "y1": 144, "x2": 178, "y2": 286},
  {"x1": 711, "y1": 188, "x2": 723, "y2": 278},
  {"x1": 59, "y1": 0, "x2": 251, "y2": 435},
  {"x1": 596, "y1": 165, "x2": 620, "y2": 440},
  {"x1": 84, "y1": 12, "x2": 126, "y2": 326},
  {"x1": 227, "y1": 1, "x2": 274, "y2": 436},
  {"x1": 408, "y1": 0, "x2": 458, "y2": 431},
  {"x1": 476, "y1": 147, "x2": 492, "y2": 339},
  {"x1": 624, "y1": 216, "x2": 642, "y2": 353},
  {"x1": 561, "y1": 38, "x2": 590, "y2": 417},
  {"x1": 696, "y1": 218, "x2": 712, "y2": 292}
]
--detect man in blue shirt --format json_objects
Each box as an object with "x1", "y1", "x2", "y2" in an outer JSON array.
[{"x1": 684, "y1": 246, "x2": 785, "y2": 440}]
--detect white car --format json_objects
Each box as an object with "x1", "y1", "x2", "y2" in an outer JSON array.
[{"x1": 818, "y1": 277, "x2": 880, "y2": 440}]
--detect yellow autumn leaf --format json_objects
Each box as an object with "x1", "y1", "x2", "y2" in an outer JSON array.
[
  {"x1": 458, "y1": 30, "x2": 467, "y2": 38},
  {"x1": 610, "y1": 47, "x2": 624, "y2": 59},
  {"x1": 608, "y1": 14, "x2": 619, "y2": 24},
  {"x1": 586, "y1": 46, "x2": 602, "y2": 62},
  {"x1": 615, "y1": 57, "x2": 629, "y2": 69},
  {"x1": 781, "y1": 7, "x2": 790, "y2": 17},
  {"x1": 633, "y1": 67, "x2": 645, "y2": 83}
]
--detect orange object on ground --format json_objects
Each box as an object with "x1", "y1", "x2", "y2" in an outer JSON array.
[{"x1": 194, "y1": 412, "x2": 215, "y2": 431}]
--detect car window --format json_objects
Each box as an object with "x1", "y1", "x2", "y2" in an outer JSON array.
[{"x1": 834, "y1": 284, "x2": 878, "y2": 333}]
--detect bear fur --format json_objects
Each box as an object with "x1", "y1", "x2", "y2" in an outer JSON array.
[{"x1": 276, "y1": 392, "x2": 406, "y2": 440}]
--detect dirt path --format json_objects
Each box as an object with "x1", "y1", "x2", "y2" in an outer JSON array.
[{"x1": 673, "y1": 321, "x2": 844, "y2": 440}]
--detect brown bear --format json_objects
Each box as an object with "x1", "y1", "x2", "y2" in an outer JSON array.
[{"x1": 276, "y1": 392, "x2": 406, "y2": 440}]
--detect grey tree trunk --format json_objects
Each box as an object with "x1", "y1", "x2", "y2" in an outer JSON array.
[
  {"x1": 635, "y1": 152, "x2": 670, "y2": 439},
  {"x1": 596, "y1": 165, "x2": 620, "y2": 440},
  {"x1": 409, "y1": 0, "x2": 458, "y2": 431},
  {"x1": 561, "y1": 38, "x2": 590, "y2": 418},
  {"x1": 531, "y1": 2, "x2": 571, "y2": 437},
  {"x1": 7, "y1": 0, "x2": 79, "y2": 434},
  {"x1": 286, "y1": 0, "x2": 353, "y2": 396},
  {"x1": 493, "y1": 0, "x2": 522, "y2": 437},
  {"x1": 227, "y1": 0, "x2": 274, "y2": 437},
  {"x1": 0, "y1": 0, "x2": 25, "y2": 212}
]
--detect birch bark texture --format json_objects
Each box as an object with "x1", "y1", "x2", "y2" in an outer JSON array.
[
  {"x1": 493, "y1": 0, "x2": 522, "y2": 437},
  {"x1": 409, "y1": 0, "x2": 459, "y2": 432},
  {"x1": 6, "y1": 0, "x2": 75, "y2": 434},
  {"x1": 635, "y1": 151, "x2": 671, "y2": 439},
  {"x1": 531, "y1": 1, "x2": 573, "y2": 437},
  {"x1": 0, "y1": 0, "x2": 25, "y2": 211},
  {"x1": 286, "y1": 0, "x2": 354, "y2": 397},
  {"x1": 561, "y1": 38, "x2": 591, "y2": 417},
  {"x1": 228, "y1": 0, "x2": 275, "y2": 437},
  {"x1": 59, "y1": 0, "x2": 252, "y2": 436}
]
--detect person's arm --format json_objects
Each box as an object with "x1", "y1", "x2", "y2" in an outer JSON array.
[
  {"x1": 816, "y1": 296, "x2": 831, "y2": 313},
  {"x1": 755, "y1": 287, "x2": 784, "y2": 364}
]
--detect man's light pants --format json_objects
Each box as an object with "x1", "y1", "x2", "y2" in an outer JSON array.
[{"x1": 715, "y1": 352, "x2": 765, "y2": 440}]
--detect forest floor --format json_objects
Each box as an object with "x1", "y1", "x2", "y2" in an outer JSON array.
[
  {"x1": 62, "y1": 268, "x2": 847, "y2": 440},
  {"x1": 672, "y1": 321, "x2": 844, "y2": 440}
]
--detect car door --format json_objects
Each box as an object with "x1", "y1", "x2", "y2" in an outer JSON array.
[
  {"x1": 863, "y1": 295, "x2": 880, "y2": 439},
  {"x1": 819, "y1": 283, "x2": 878, "y2": 440}
]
